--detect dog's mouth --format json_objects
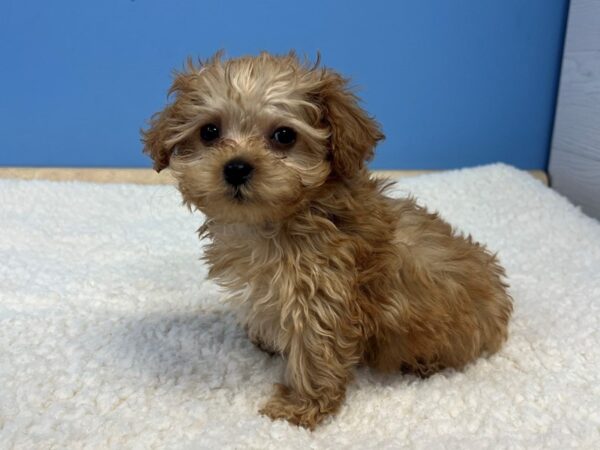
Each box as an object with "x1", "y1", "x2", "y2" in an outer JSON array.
[
  {"x1": 228, "y1": 183, "x2": 255, "y2": 203},
  {"x1": 232, "y1": 187, "x2": 245, "y2": 201}
]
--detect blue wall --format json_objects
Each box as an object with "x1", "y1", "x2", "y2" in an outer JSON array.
[{"x1": 0, "y1": 0, "x2": 568, "y2": 169}]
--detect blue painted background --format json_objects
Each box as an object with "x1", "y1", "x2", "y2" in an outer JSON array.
[{"x1": 0, "y1": 0, "x2": 568, "y2": 169}]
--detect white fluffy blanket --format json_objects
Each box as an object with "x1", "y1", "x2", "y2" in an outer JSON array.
[{"x1": 1, "y1": 164, "x2": 600, "y2": 449}]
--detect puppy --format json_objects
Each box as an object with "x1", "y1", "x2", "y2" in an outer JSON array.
[{"x1": 142, "y1": 52, "x2": 513, "y2": 429}]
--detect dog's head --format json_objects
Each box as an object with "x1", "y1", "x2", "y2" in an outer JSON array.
[{"x1": 142, "y1": 52, "x2": 383, "y2": 224}]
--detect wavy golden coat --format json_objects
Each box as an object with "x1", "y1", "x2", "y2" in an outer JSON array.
[{"x1": 142, "y1": 52, "x2": 513, "y2": 429}]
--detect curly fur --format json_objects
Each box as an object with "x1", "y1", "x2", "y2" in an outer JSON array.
[{"x1": 141, "y1": 52, "x2": 513, "y2": 429}]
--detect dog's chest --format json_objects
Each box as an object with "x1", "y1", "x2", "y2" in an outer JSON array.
[{"x1": 205, "y1": 225, "x2": 305, "y2": 350}]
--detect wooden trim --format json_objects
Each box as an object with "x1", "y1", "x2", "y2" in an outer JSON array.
[
  {"x1": 548, "y1": 0, "x2": 600, "y2": 219},
  {"x1": 0, "y1": 167, "x2": 177, "y2": 185},
  {"x1": 0, "y1": 167, "x2": 548, "y2": 185}
]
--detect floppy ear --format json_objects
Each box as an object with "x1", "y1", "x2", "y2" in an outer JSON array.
[
  {"x1": 141, "y1": 103, "x2": 176, "y2": 172},
  {"x1": 316, "y1": 70, "x2": 384, "y2": 177},
  {"x1": 141, "y1": 70, "x2": 197, "y2": 172}
]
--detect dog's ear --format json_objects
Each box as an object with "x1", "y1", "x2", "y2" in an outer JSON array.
[
  {"x1": 141, "y1": 69, "x2": 197, "y2": 172},
  {"x1": 141, "y1": 103, "x2": 176, "y2": 172},
  {"x1": 314, "y1": 70, "x2": 384, "y2": 177}
]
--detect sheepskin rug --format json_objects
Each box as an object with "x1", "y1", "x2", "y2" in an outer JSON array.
[{"x1": 1, "y1": 164, "x2": 599, "y2": 449}]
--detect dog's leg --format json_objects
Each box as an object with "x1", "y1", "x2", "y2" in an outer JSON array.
[
  {"x1": 245, "y1": 326, "x2": 278, "y2": 356},
  {"x1": 259, "y1": 302, "x2": 360, "y2": 429}
]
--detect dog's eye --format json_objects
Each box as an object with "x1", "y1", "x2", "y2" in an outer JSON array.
[
  {"x1": 271, "y1": 127, "x2": 296, "y2": 148},
  {"x1": 200, "y1": 123, "x2": 220, "y2": 143}
]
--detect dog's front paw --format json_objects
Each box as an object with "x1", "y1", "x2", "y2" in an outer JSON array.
[{"x1": 259, "y1": 384, "x2": 326, "y2": 430}]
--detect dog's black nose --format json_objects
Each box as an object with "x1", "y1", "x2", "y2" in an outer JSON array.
[{"x1": 223, "y1": 158, "x2": 254, "y2": 186}]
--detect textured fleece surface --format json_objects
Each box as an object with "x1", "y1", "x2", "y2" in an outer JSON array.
[{"x1": 1, "y1": 164, "x2": 599, "y2": 449}]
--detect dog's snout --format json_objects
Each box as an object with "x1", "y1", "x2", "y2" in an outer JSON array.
[{"x1": 223, "y1": 158, "x2": 254, "y2": 187}]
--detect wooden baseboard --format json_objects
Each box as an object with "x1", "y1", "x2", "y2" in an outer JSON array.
[
  {"x1": 0, "y1": 167, "x2": 549, "y2": 185},
  {"x1": 0, "y1": 167, "x2": 176, "y2": 185}
]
